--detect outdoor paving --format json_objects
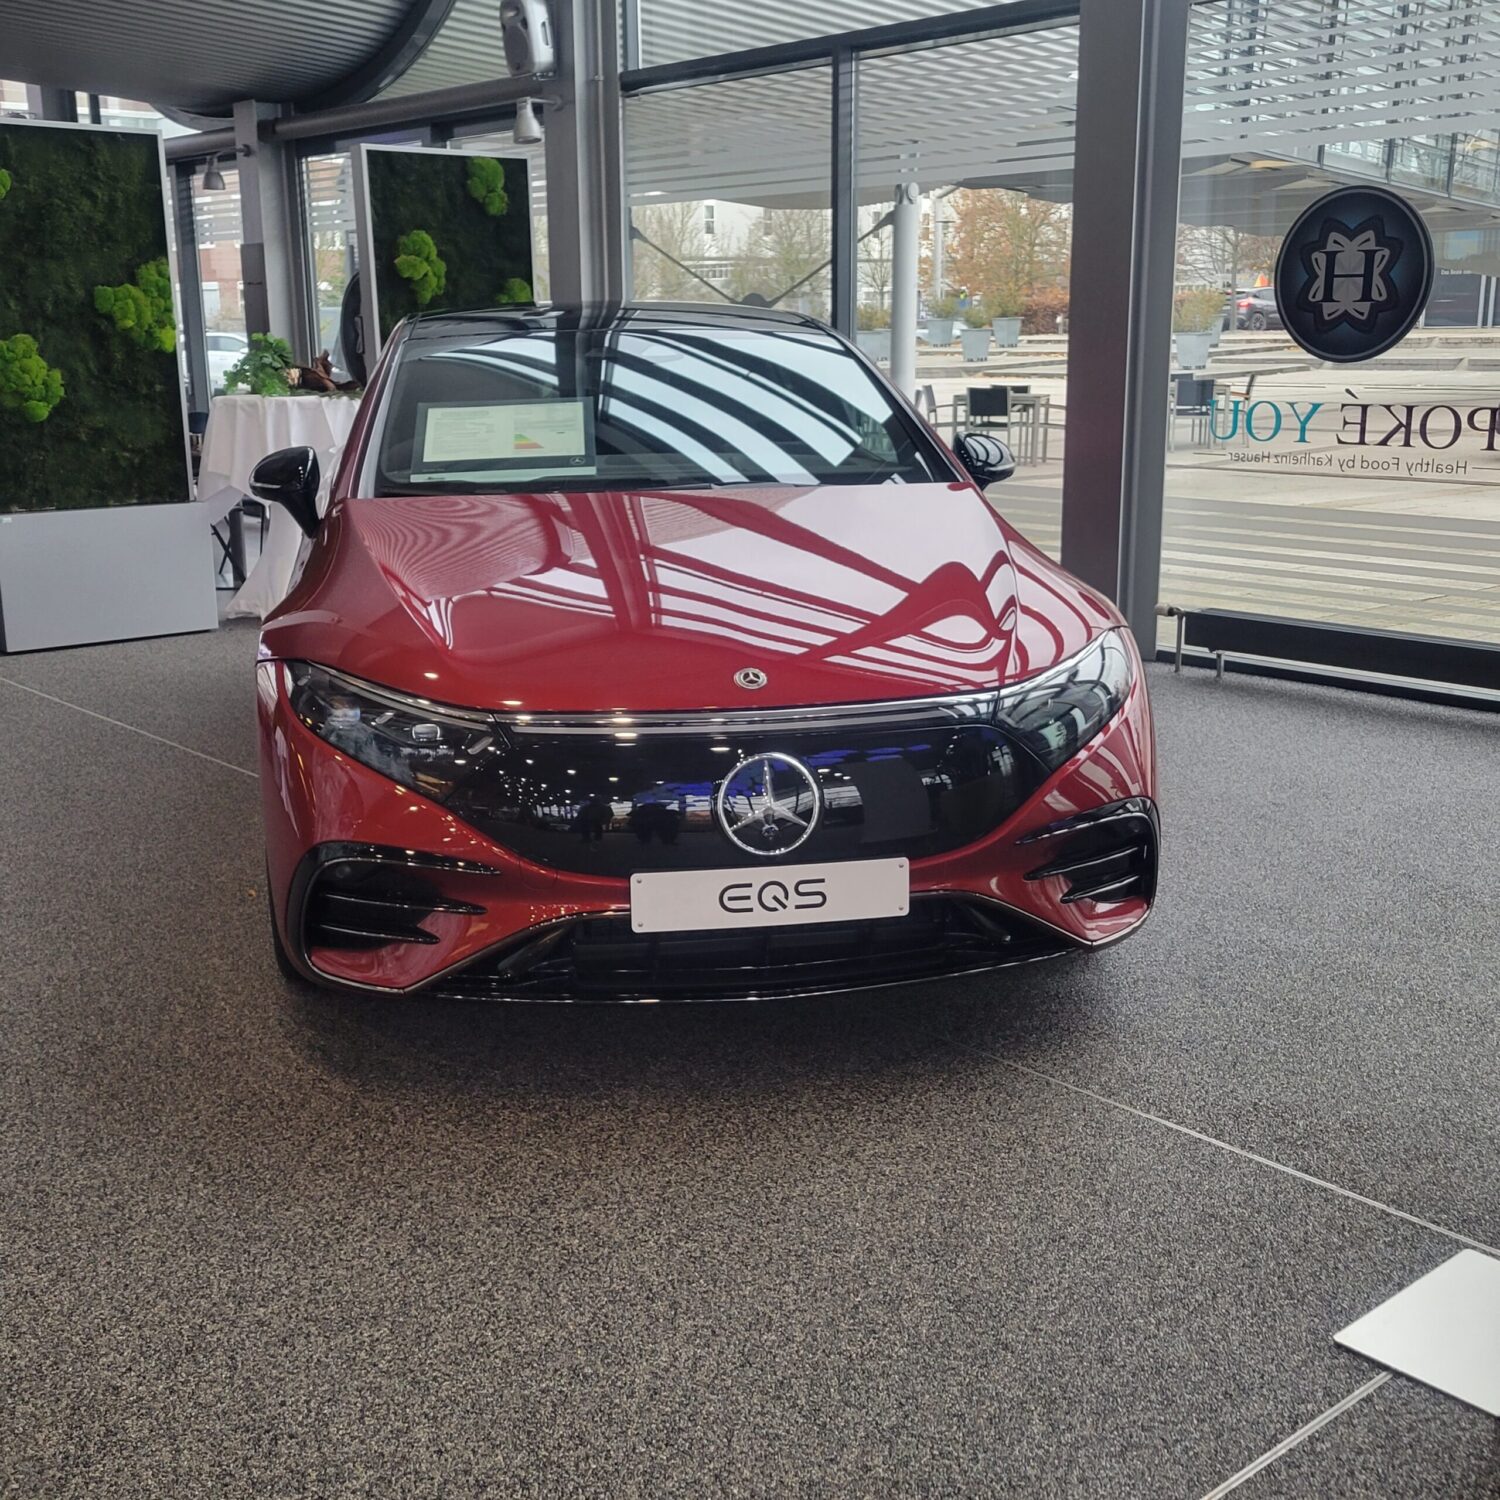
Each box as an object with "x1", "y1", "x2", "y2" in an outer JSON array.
[{"x1": 933, "y1": 330, "x2": 1500, "y2": 649}]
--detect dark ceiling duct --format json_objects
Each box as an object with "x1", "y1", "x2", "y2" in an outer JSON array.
[{"x1": 0, "y1": 0, "x2": 457, "y2": 116}]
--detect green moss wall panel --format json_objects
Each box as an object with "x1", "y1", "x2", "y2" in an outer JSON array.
[
  {"x1": 362, "y1": 146, "x2": 535, "y2": 343},
  {"x1": 0, "y1": 122, "x2": 190, "y2": 513}
]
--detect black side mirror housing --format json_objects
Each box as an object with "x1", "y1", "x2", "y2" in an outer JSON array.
[
  {"x1": 953, "y1": 432, "x2": 1016, "y2": 487},
  {"x1": 250, "y1": 446, "x2": 322, "y2": 538}
]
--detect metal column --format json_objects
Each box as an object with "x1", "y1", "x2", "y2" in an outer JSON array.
[
  {"x1": 889, "y1": 181, "x2": 921, "y2": 396},
  {"x1": 1060, "y1": 0, "x2": 1190, "y2": 649},
  {"x1": 830, "y1": 49, "x2": 859, "y2": 338},
  {"x1": 232, "y1": 101, "x2": 306, "y2": 356},
  {"x1": 546, "y1": 0, "x2": 626, "y2": 305},
  {"x1": 24, "y1": 85, "x2": 77, "y2": 121}
]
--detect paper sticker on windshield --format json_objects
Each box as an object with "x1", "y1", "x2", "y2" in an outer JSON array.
[{"x1": 417, "y1": 399, "x2": 596, "y2": 473}]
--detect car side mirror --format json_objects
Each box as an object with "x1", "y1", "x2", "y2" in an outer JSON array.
[
  {"x1": 953, "y1": 432, "x2": 1016, "y2": 487},
  {"x1": 250, "y1": 446, "x2": 322, "y2": 538}
]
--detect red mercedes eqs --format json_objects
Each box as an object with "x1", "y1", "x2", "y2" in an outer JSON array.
[{"x1": 251, "y1": 303, "x2": 1157, "y2": 1002}]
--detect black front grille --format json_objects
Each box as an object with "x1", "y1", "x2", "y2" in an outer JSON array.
[
  {"x1": 302, "y1": 854, "x2": 486, "y2": 952},
  {"x1": 442, "y1": 709, "x2": 1048, "y2": 878},
  {"x1": 430, "y1": 895, "x2": 1072, "y2": 1003}
]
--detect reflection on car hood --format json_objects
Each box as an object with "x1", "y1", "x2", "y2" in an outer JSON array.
[{"x1": 262, "y1": 484, "x2": 1114, "y2": 712}]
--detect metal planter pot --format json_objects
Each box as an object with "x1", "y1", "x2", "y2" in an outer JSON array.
[
  {"x1": 1174, "y1": 331, "x2": 1213, "y2": 369},
  {"x1": 991, "y1": 316, "x2": 1023, "y2": 348}
]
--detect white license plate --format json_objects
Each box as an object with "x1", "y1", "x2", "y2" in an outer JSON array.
[{"x1": 630, "y1": 858, "x2": 910, "y2": 934}]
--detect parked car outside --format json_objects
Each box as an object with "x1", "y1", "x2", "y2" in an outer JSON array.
[
  {"x1": 206, "y1": 330, "x2": 250, "y2": 392},
  {"x1": 1234, "y1": 287, "x2": 1282, "y2": 332}
]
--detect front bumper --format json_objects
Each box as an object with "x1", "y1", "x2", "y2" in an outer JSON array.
[{"x1": 258, "y1": 659, "x2": 1157, "y2": 1002}]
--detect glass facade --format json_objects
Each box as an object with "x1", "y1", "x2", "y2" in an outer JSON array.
[
  {"x1": 625, "y1": 70, "x2": 832, "y2": 320},
  {"x1": 855, "y1": 25, "x2": 1078, "y2": 559},
  {"x1": 1160, "y1": 0, "x2": 1500, "y2": 650},
  {"x1": 11, "y1": 0, "x2": 1498, "y2": 672},
  {"x1": 302, "y1": 152, "x2": 357, "y2": 376}
]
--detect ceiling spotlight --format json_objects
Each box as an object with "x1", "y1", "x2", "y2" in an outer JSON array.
[
  {"x1": 201, "y1": 155, "x2": 226, "y2": 192},
  {"x1": 514, "y1": 97, "x2": 543, "y2": 145}
]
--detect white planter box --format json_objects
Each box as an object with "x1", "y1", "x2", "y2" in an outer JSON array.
[
  {"x1": 960, "y1": 327, "x2": 992, "y2": 362},
  {"x1": 0, "y1": 503, "x2": 217, "y2": 652},
  {"x1": 1174, "y1": 331, "x2": 1213, "y2": 370},
  {"x1": 856, "y1": 329, "x2": 891, "y2": 363},
  {"x1": 991, "y1": 316, "x2": 1023, "y2": 348},
  {"x1": 925, "y1": 317, "x2": 956, "y2": 345}
]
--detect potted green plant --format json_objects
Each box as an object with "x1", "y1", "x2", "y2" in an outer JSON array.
[
  {"x1": 959, "y1": 305, "x2": 992, "y2": 363},
  {"x1": 989, "y1": 290, "x2": 1025, "y2": 349},
  {"x1": 1172, "y1": 288, "x2": 1225, "y2": 370},
  {"x1": 223, "y1": 334, "x2": 296, "y2": 397},
  {"x1": 925, "y1": 294, "x2": 960, "y2": 346},
  {"x1": 855, "y1": 304, "x2": 891, "y2": 363}
]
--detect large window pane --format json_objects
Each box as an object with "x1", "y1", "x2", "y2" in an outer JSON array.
[
  {"x1": 625, "y1": 70, "x2": 831, "y2": 321},
  {"x1": 191, "y1": 164, "x2": 246, "y2": 370},
  {"x1": 857, "y1": 25, "x2": 1078, "y2": 558},
  {"x1": 302, "y1": 152, "x2": 358, "y2": 376},
  {"x1": 1160, "y1": 0, "x2": 1500, "y2": 651}
]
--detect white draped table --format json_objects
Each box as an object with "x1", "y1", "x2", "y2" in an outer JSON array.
[{"x1": 198, "y1": 393, "x2": 362, "y2": 620}]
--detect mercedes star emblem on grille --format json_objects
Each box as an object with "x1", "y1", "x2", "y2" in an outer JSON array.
[
  {"x1": 715, "y1": 753, "x2": 822, "y2": 856},
  {"x1": 734, "y1": 667, "x2": 768, "y2": 690}
]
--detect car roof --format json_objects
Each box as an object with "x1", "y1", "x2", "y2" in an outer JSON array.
[{"x1": 400, "y1": 300, "x2": 836, "y2": 344}]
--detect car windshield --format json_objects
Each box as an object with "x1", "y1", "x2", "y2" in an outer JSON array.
[{"x1": 371, "y1": 320, "x2": 952, "y2": 494}]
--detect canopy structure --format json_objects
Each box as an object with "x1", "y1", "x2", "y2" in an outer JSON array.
[
  {"x1": 0, "y1": 0, "x2": 463, "y2": 117},
  {"x1": 621, "y1": 0, "x2": 1500, "y2": 256}
]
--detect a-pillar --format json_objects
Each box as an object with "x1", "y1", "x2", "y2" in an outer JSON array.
[{"x1": 889, "y1": 181, "x2": 921, "y2": 398}]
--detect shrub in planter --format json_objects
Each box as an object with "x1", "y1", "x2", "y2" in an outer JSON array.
[
  {"x1": 1172, "y1": 287, "x2": 1225, "y2": 334},
  {"x1": 395, "y1": 229, "x2": 447, "y2": 306},
  {"x1": 960, "y1": 308, "x2": 991, "y2": 361},
  {"x1": 1173, "y1": 288, "x2": 1225, "y2": 369},
  {"x1": 926, "y1": 294, "x2": 960, "y2": 344},
  {"x1": 496, "y1": 277, "x2": 533, "y2": 305},
  {"x1": 0, "y1": 168, "x2": 12, "y2": 202},
  {"x1": 0, "y1": 332, "x2": 64, "y2": 422}
]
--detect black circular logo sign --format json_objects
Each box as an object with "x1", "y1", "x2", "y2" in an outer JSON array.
[{"x1": 1274, "y1": 186, "x2": 1434, "y2": 364}]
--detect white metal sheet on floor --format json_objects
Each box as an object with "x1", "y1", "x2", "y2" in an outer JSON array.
[{"x1": 1335, "y1": 1250, "x2": 1500, "y2": 1417}]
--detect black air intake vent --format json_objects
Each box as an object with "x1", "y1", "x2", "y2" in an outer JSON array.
[
  {"x1": 1021, "y1": 797, "x2": 1159, "y2": 907},
  {"x1": 303, "y1": 859, "x2": 485, "y2": 951},
  {"x1": 434, "y1": 895, "x2": 1071, "y2": 1003}
]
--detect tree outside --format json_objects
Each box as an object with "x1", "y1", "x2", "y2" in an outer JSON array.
[
  {"x1": 726, "y1": 208, "x2": 830, "y2": 315},
  {"x1": 1176, "y1": 222, "x2": 1279, "y2": 290},
  {"x1": 858, "y1": 206, "x2": 894, "y2": 312},
  {"x1": 631, "y1": 201, "x2": 711, "y2": 300},
  {"x1": 944, "y1": 188, "x2": 1071, "y2": 321}
]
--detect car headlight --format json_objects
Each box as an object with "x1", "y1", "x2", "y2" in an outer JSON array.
[
  {"x1": 994, "y1": 630, "x2": 1134, "y2": 773},
  {"x1": 284, "y1": 661, "x2": 503, "y2": 802}
]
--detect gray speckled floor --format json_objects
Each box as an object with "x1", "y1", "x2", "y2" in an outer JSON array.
[{"x1": 1, "y1": 628, "x2": 1497, "y2": 1499}]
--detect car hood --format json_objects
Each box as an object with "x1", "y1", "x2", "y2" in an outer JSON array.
[{"x1": 262, "y1": 484, "x2": 1112, "y2": 712}]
